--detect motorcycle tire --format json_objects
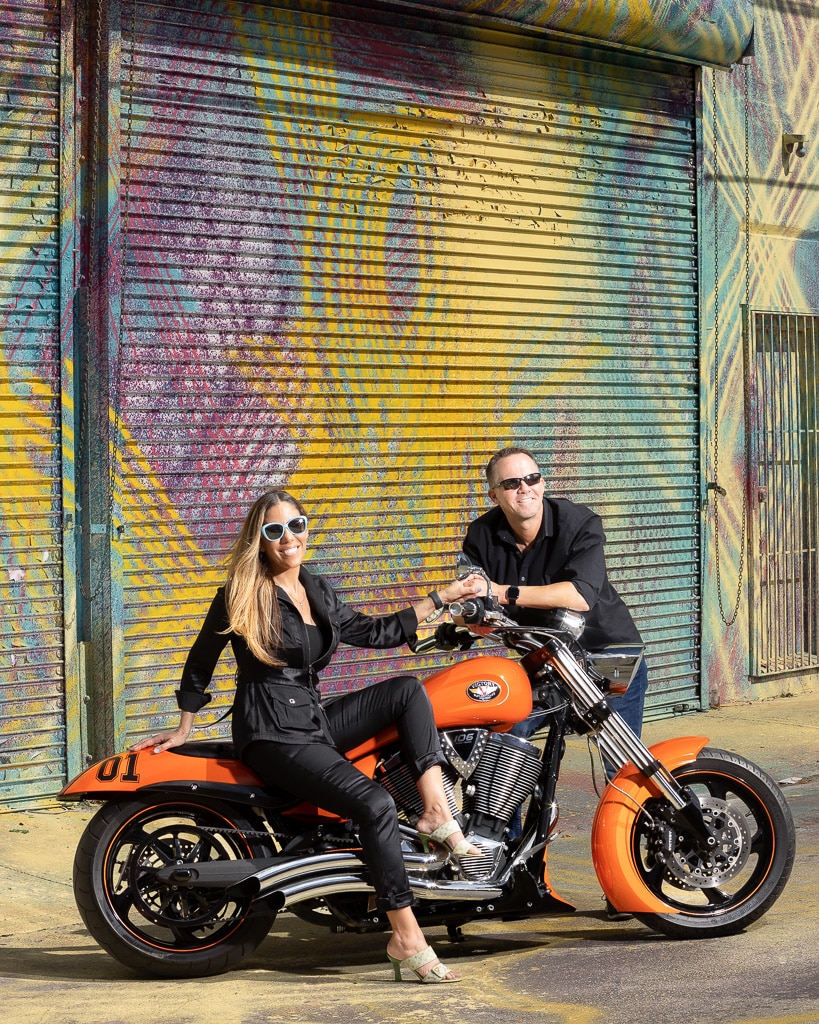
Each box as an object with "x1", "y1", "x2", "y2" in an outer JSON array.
[
  {"x1": 73, "y1": 796, "x2": 279, "y2": 977},
  {"x1": 632, "y1": 748, "x2": 795, "y2": 938}
]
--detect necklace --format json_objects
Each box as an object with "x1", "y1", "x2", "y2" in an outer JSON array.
[
  {"x1": 281, "y1": 584, "x2": 309, "y2": 611},
  {"x1": 284, "y1": 585, "x2": 315, "y2": 625}
]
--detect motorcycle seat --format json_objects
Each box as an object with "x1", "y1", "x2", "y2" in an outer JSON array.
[
  {"x1": 175, "y1": 740, "x2": 238, "y2": 759},
  {"x1": 171, "y1": 740, "x2": 303, "y2": 809}
]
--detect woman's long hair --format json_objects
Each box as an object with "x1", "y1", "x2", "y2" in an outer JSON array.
[{"x1": 223, "y1": 489, "x2": 307, "y2": 666}]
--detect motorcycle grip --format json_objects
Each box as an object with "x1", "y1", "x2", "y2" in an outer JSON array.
[
  {"x1": 434, "y1": 623, "x2": 476, "y2": 650},
  {"x1": 449, "y1": 597, "x2": 486, "y2": 623}
]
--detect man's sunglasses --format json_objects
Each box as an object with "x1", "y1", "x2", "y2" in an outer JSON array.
[
  {"x1": 261, "y1": 515, "x2": 309, "y2": 542},
  {"x1": 494, "y1": 472, "x2": 543, "y2": 491}
]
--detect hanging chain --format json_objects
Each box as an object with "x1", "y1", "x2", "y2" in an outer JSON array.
[
  {"x1": 709, "y1": 67, "x2": 749, "y2": 627},
  {"x1": 736, "y1": 62, "x2": 751, "y2": 612},
  {"x1": 710, "y1": 71, "x2": 719, "y2": 491}
]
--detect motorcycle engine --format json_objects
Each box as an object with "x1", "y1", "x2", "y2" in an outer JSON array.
[
  {"x1": 375, "y1": 749, "x2": 461, "y2": 825},
  {"x1": 445, "y1": 730, "x2": 542, "y2": 838},
  {"x1": 376, "y1": 729, "x2": 542, "y2": 879}
]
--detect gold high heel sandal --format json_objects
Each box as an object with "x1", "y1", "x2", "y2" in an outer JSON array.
[
  {"x1": 418, "y1": 819, "x2": 481, "y2": 858},
  {"x1": 387, "y1": 945, "x2": 461, "y2": 983}
]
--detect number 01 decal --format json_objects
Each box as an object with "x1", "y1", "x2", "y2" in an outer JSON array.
[{"x1": 95, "y1": 752, "x2": 141, "y2": 784}]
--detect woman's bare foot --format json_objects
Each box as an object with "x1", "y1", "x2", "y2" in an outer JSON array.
[
  {"x1": 415, "y1": 816, "x2": 481, "y2": 856},
  {"x1": 386, "y1": 907, "x2": 461, "y2": 981},
  {"x1": 386, "y1": 938, "x2": 460, "y2": 981},
  {"x1": 414, "y1": 768, "x2": 480, "y2": 856}
]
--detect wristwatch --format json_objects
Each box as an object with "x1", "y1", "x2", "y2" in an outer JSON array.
[{"x1": 506, "y1": 586, "x2": 520, "y2": 606}]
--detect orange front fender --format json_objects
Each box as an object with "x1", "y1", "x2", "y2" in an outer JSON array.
[{"x1": 591, "y1": 736, "x2": 710, "y2": 915}]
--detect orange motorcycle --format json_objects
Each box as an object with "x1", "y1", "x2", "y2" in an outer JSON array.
[{"x1": 61, "y1": 583, "x2": 795, "y2": 978}]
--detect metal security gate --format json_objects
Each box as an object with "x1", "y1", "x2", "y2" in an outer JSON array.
[
  {"x1": 749, "y1": 311, "x2": 819, "y2": 676},
  {"x1": 110, "y1": 0, "x2": 700, "y2": 745},
  {"x1": 0, "y1": 0, "x2": 70, "y2": 803}
]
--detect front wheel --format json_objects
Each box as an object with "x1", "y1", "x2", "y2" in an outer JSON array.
[
  {"x1": 73, "y1": 797, "x2": 279, "y2": 977},
  {"x1": 632, "y1": 748, "x2": 795, "y2": 938}
]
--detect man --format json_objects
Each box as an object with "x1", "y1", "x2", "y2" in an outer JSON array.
[{"x1": 462, "y1": 445, "x2": 648, "y2": 743}]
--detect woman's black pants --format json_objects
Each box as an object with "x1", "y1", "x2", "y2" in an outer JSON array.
[{"x1": 243, "y1": 674, "x2": 443, "y2": 912}]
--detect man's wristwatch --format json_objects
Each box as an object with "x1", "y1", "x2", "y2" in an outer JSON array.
[{"x1": 506, "y1": 586, "x2": 520, "y2": 606}]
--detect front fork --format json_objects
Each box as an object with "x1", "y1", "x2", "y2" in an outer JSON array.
[{"x1": 544, "y1": 638, "x2": 714, "y2": 848}]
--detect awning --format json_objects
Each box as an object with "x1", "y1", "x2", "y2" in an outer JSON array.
[{"x1": 401, "y1": 0, "x2": 754, "y2": 68}]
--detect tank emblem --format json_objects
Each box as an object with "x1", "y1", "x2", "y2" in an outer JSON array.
[{"x1": 467, "y1": 679, "x2": 502, "y2": 702}]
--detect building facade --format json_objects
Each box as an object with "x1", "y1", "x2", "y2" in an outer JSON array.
[{"x1": 1, "y1": 0, "x2": 817, "y2": 806}]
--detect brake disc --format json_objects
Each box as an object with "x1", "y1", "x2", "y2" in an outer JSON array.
[{"x1": 662, "y1": 797, "x2": 751, "y2": 888}]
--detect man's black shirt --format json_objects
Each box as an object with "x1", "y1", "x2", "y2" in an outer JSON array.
[{"x1": 462, "y1": 496, "x2": 642, "y2": 651}]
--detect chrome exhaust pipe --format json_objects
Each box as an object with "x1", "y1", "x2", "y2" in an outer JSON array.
[
  {"x1": 248, "y1": 850, "x2": 504, "y2": 907},
  {"x1": 410, "y1": 877, "x2": 503, "y2": 901},
  {"x1": 253, "y1": 851, "x2": 367, "y2": 898}
]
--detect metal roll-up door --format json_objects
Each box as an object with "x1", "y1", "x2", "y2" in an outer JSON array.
[
  {"x1": 0, "y1": 0, "x2": 66, "y2": 803},
  {"x1": 115, "y1": 0, "x2": 699, "y2": 743}
]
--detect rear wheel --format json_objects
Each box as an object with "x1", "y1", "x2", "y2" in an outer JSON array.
[
  {"x1": 633, "y1": 749, "x2": 795, "y2": 938},
  {"x1": 74, "y1": 798, "x2": 278, "y2": 977}
]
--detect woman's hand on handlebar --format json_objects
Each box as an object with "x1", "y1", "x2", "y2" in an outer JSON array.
[
  {"x1": 414, "y1": 574, "x2": 485, "y2": 627},
  {"x1": 463, "y1": 575, "x2": 496, "y2": 600},
  {"x1": 438, "y1": 573, "x2": 484, "y2": 605}
]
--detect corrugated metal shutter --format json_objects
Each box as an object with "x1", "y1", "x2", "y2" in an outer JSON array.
[
  {"x1": 0, "y1": 0, "x2": 66, "y2": 801},
  {"x1": 115, "y1": 0, "x2": 699, "y2": 743}
]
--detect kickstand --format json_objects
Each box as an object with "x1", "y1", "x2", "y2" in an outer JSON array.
[{"x1": 446, "y1": 924, "x2": 465, "y2": 943}]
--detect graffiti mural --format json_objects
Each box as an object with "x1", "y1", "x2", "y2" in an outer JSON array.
[
  {"x1": 0, "y1": 0, "x2": 70, "y2": 802},
  {"x1": 1, "y1": 0, "x2": 817, "y2": 803},
  {"x1": 110, "y1": 1, "x2": 703, "y2": 746},
  {"x1": 700, "y1": 0, "x2": 819, "y2": 703}
]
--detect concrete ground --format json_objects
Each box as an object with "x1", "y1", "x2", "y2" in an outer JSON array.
[{"x1": 2, "y1": 691, "x2": 818, "y2": 1024}]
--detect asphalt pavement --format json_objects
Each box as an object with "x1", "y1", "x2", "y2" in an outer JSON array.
[{"x1": 1, "y1": 690, "x2": 818, "y2": 1024}]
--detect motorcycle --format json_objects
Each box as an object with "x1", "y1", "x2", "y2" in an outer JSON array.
[{"x1": 60, "y1": 571, "x2": 796, "y2": 978}]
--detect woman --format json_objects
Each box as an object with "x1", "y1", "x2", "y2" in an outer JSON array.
[{"x1": 134, "y1": 489, "x2": 482, "y2": 983}]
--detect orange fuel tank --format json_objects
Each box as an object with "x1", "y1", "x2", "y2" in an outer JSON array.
[
  {"x1": 423, "y1": 655, "x2": 533, "y2": 730},
  {"x1": 345, "y1": 655, "x2": 532, "y2": 764}
]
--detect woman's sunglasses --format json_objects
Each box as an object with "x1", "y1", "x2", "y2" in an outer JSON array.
[{"x1": 260, "y1": 515, "x2": 309, "y2": 542}]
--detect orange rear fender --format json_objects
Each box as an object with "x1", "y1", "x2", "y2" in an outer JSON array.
[
  {"x1": 59, "y1": 747, "x2": 262, "y2": 800},
  {"x1": 61, "y1": 748, "x2": 355, "y2": 825},
  {"x1": 591, "y1": 736, "x2": 710, "y2": 915}
]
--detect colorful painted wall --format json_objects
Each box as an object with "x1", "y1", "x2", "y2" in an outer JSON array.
[
  {"x1": 1, "y1": 0, "x2": 817, "y2": 804},
  {"x1": 106, "y1": 1, "x2": 704, "y2": 753},
  {"x1": 699, "y1": 0, "x2": 819, "y2": 706}
]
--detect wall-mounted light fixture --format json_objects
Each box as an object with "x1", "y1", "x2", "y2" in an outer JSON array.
[{"x1": 782, "y1": 133, "x2": 806, "y2": 174}]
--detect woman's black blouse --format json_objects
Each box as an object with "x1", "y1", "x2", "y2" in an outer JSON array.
[{"x1": 176, "y1": 568, "x2": 418, "y2": 756}]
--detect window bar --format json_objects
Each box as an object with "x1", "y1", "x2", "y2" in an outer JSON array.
[
  {"x1": 772, "y1": 313, "x2": 784, "y2": 671},
  {"x1": 782, "y1": 312, "x2": 793, "y2": 671},
  {"x1": 799, "y1": 315, "x2": 808, "y2": 665},
  {"x1": 764, "y1": 312, "x2": 774, "y2": 673},
  {"x1": 757, "y1": 311, "x2": 771, "y2": 673},
  {"x1": 802, "y1": 315, "x2": 814, "y2": 659},
  {"x1": 792, "y1": 315, "x2": 800, "y2": 665}
]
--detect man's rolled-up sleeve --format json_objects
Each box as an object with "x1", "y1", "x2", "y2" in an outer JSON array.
[{"x1": 562, "y1": 514, "x2": 607, "y2": 610}]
